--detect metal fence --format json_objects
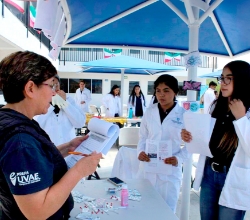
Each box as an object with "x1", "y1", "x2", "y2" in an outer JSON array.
[
  {"x1": 2, "y1": 0, "x2": 50, "y2": 51},
  {"x1": 59, "y1": 48, "x2": 216, "y2": 69}
]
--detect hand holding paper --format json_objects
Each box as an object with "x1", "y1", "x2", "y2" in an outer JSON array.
[
  {"x1": 138, "y1": 151, "x2": 150, "y2": 162},
  {"x1": 181, "y1": 129, "x2": 192, "y2": 143},
  {"x1": 183, "y1": 112, "x2": 214, "y2": 157}
]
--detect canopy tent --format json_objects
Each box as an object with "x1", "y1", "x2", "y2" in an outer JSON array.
[
  {"x1": 33, "y1": 1, "x2": 250, "y2": 219},
  {"x1": 61, "y1": 1, "x2": 250, "y2": 58},
  {"x1": 199, "y1": 69, "x2": 222, "y2": 78},
  {"x1": 80, "y1": 55, "x2": 185, "y2": 105}
]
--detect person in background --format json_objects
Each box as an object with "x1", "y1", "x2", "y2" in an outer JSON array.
[
  {"x1": 137, "y1": 74, "x2": 189, "y2": 212},
  {"x1": 102, "y1": 85, "x2": 122, "y2": 118},
  {"x1": 74, "y1": 79, "x2": 91, "y2": 134},
  {"x1": 204, "y1": 81, "x2": 217, "y2": 113},
  {"x1": 127, "y1": 85, "x2": 146, "y2": 127},
  {"x1": 74, "y1": 80, "x2": 91, "y2": 113},
  {"x1": 181, "y1": 60, "x2": 250, "y2": 220},
  {"x1": 34, "y1": 74, "x2": 86, "y2": 166},
  {"x1": 0, "y1": 51, "x2": 102, "y2": 219}
]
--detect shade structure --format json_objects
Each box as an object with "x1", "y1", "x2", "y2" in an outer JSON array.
[
  {"x1": 80, "y1": 55, "x2": 184, "y2": 73},
  {"x1": 51, "y1": 1, "x2": 250, "y2": 219},
  {"x1": 82, "y1": 68, "x2": 162, "y2": 75},
  {"x1": 199, "y1": 70, "x2": 222, "y2": 78},
  {"x1": 62, "y1": 0, "x2": 250, "y2": 58},
  {"x1": 80, "y1": 55, "x2": 184, "y2": 105}
]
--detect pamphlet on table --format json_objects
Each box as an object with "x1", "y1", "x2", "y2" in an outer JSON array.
[{"x1": 65, "y1": 118, "x2": 120, "y2": 168}]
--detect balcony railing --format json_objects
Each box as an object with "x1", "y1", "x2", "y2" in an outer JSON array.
[
  {"x1": 59, "y1": 48, "x2": 217, "y2": 69},
  {"x1": 2, "y1": 0, "x2": 50, "y2": 50}
]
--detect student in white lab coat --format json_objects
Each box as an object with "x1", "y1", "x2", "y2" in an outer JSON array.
[
  {"x1": 127, "y1": 85, "x2": 146, "y2": 115},
  {"x1": 127, "y1": 84, "x2": 146, "y2": 126},
  {"x1": 137, "y1": 74, "x2": 189, "y2": 212},
  {"x1": 74, "y1": 80, "x2": 92, "y2": 113},
  {"x1": 182, "y1": 60, "x2": 250, "y2": 220},
  {"x1": 35, "y1": 75, "x2": 86, "y2": 146},
  {"x1": 102, "y1": 85, "x2": 122, "y2": 118},
  {"x1": 203, "y1": 81, "x2": 217, "y2": 113}
]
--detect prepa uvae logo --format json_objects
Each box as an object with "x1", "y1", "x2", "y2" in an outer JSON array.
[{"x1": 9, "y1": 171, "x2": 41, "y2": 186}]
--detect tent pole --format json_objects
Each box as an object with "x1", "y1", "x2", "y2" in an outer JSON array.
[
  {"x1": 180, "y1": 6, "x2": 199, "y2": 220},
  {"x1": 121, "y1": 68, "x2": 125, "y2": 112}
]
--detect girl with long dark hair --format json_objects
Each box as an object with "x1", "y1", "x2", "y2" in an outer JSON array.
[
  {"x1": 182, "y1": 60, "x2": 250, "y2": 220},
  {"x1": 137, "y1": 74, "x2": 189, "y2": 212},
  {"x1": 102, "y1": 85, "x2": 122, "y2": 117},
  {"x1": 128, "y1": 85, "x2": 146, "y2": 126}
]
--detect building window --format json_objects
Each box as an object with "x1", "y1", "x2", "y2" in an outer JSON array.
[
  {"x1": 147, "y1": 81, "x2": 154, "y2": 95},
  {"x1": 111, "y1": 81, "x2": 121, "y2": 89},
  {"x1": 130, "y1": 49, "x2": 140, "y2": 54},
  {"x1": 129, "y1": 81, "x2": 139, "y2": 95},
  {"x1": 92, "y1": 79, "x2": 102, "y2": 94},
  {"x1": 68, "y1": 79, "x2": 91, "y2": 93},
  {"x1": 60, "y1": 78, "x2": 69, "y2": 93},
  {"x1": 62, "y1": 78, "x2": 102, "y2": 93},
  {"x1": 69, "y1": 79, "x2": 80, "y2": 93},
  {"x1": 84, "y1": 79, "x2": 91, "y2": 91}
]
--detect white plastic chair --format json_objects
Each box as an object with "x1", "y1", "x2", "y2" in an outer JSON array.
[
  {"x1": 118, "y1": 127, "x2": 140, "y2": 149},
  {"x1": 123, "y1": 104, "x2": 128, "y2": 117},
  {"x1": 100, "y1": 105, "x2": 106, "y2": 117},
  {"x1": 89, "y1": 105, "x2": 99, "y2": 116},
  {"x1": 111, "y1": 146, "x2": 140, "y2": 180}
]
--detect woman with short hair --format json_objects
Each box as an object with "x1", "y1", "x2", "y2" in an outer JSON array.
[{"x1": 0, "y1": 51, "x2": 102, "y2": 219}]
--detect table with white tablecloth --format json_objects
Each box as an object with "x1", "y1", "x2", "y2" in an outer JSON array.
[{"x1": 69, "y1": 178, "x2": 178, "y2": 220}]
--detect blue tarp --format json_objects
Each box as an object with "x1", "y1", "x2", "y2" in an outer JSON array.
[{"x1": 79, "y1": 55, "x2": 184, "y2": 75}]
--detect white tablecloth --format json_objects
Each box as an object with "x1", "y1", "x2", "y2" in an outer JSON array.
[{"x1": 69, "y1": 178, "x2": 178, "y2": 220}]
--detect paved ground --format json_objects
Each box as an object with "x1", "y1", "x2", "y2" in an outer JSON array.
[{"x1": 95, "y1": 145, "x2": 250, "y2": 220}]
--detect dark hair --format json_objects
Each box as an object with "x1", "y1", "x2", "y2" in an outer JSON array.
[
  {"x1": 54, "y1": 74, "x2": 60, "y2": 82},
  {"x1": 0, "y1": 51, "x2": 57, "y2": 103},
  {"x1": 211, "y1": 60, "x2": 250, "y2": 157},
  {"x1": 109, "y1": 85, "x2": 120, "y2": 96},
  {"x1": 154, "y1": 74, "x2": 179, "y2": 101},
  {"x1": 152, "y1": 91, "x2": 158, "y2": 104},
  {"x1": 128, "y1": 85, "x2": 146, "y2": 106},
  {"x1": 209, "y1": 81, "x2": 217, "y2": 87},
  {"x1": 79, "y1": 80, "x2": 85, "y2": 84}
]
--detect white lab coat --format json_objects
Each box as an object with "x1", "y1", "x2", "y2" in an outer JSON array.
[
  {"x1": 204, "y1": 88, "x2": 216, "y2": 114},
  {"x1": 102, "y1": 94, "x2": 122, "y2": 117},
  {"x1": 74, "y1": 88, "x2": 91, "y2": 113},
  {"x1": 127, "y1": 95, "x2": 146, "y2": 116},
  {"x1": 137, "y1": 103, "x2": 190, "y2": 211},
  {"x1": 34, "y1": 96, "x2": 86, "y2": 146},
  {"x1": 193, "y1": 109, "x2": 250, "y2": 210}
]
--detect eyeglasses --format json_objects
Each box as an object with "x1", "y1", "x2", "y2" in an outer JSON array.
[
  {"x1": 41, "y1": 83, "x2": 56, "y2": 91},
  {"x1": 217, "y1": 76, "x2": 233, "y2": 85}
]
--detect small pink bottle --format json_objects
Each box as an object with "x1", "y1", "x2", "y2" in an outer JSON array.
[{"x1": 120, "y1": 184, "x2": 129, "y2": 207}]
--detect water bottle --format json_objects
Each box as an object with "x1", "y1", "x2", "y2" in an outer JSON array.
[
  {"x1": 128, "y1": 108, "x2": 133, "y2": 119},
  {"x1": 121, "y1": 184, "x2": 129, "y2": 207}
]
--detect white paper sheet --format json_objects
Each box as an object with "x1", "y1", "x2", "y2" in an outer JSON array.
[
  {"x1": 144, "y1": 140, "x2": 172, "y2": 175},
  {"x1": 183, "y1": 112, "x2": 214, "y2": 157},
  {"x1": 65, "y1": 118, "x2": 119, "y2": 168}
]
